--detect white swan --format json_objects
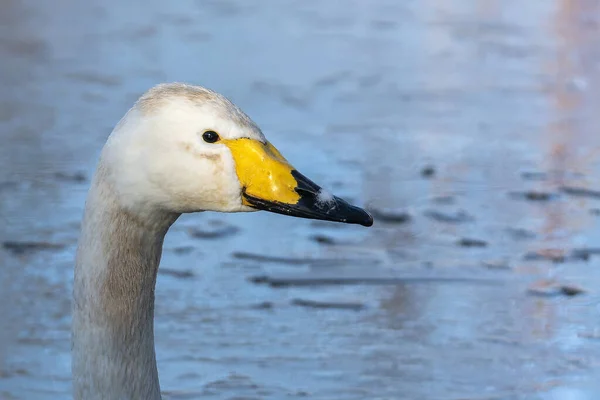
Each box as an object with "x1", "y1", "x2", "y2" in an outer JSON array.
[{"x1": 72, "y1": 82, "x2": 373, "y2": 400}]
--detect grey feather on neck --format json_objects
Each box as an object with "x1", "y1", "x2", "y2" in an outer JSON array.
[{"x1": 72, "y1": 162, "x2": 179, "y2": 400}]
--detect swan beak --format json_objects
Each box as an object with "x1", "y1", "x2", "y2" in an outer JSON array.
[{"x1": 223, "y1": 138, "x2": 373, "y2": 227}]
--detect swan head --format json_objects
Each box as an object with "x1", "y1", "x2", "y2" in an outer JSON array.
[{"x1": 99, "y1": 82, "x2": 373, "y2": 227}]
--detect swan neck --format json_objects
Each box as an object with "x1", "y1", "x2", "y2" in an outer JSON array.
[{"x1": 72, "y1": 170, "x2": 178, "y2": 400}]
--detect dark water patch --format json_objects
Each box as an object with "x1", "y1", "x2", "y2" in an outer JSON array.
[
  {"x1": 430, "y1": 195, "x2": 455, "y2": 205},
  {"x1": 523, "y1": 249, "x2": 566, "y2": 263},
  {"x1": 233, "y1": 252, "x2": 320, "y2": 265},
  {"x1": 162, "y1": 390, "x2": 209, "y2": 400},
  {"x1": 336, "y1": 158, "x2": 363, "y2": 168},
  {"x1": 370, "y1": 19, "x2": 398, "y2": 31},
  {"x1": 0, "y1": 368, "x2": 30, "y2": 378},
  {"x1": 570, "y1": 248, "x2": 600, "y2": 261},
  {"x1": 187, "y1": 221, "x2": 240, "y2": 239},
  {"x1": 458, "y1": 238, "x2": 488, "y2": 247},
  {"x1": 2, "y1": 241, "x2": 66, "y2": 255},
  {"x1": 521, "y1": 171, "x2": 548, "y2": 181},
  {"x1": 0, "y1": 181, "x2": 18, "y2": 191},
  {"x1": 81, "y1": 92, "x2": 108, "y2": 104},
  {"x1": 527, "y1": 280, "x2": 586, "y2": 297},
  {"x1": 251, "y1": 301, "x2": 274, "y2": 310},
  {"x1": 158, "y1": 13, "x2": 195, "y2": 26},
  {"x1": 481, "y1": 259, "x2": 511, "y2": 270},
  {"x1": 578, "y1": 331, "x2": 600, "y2": 340},
  {"x1": 159, "y1": 268, "x2": 195, "y2": 279},
  {"x1": 167, "y1": 246, "x2": 195, "y2": 255},
  {"x1": 232, "y1": 251, "x2": 378, "y2": 267},
  {"x1": 508, "y1": 190, "x2": 558, "y2": 201},
  {"x1": 523, "y1": 248, "x2": 600, "y2": 263},
  {"x1": 329, "y1": 180, "x2": 345, "y2": 189},
  {"x1": 420, "y1": 164, "x2": 435, "y2": 178},
  {"x1": 291, "y1": 298, "x2": 365, "y2": 311},
  {"x1": 357, "y1": 73, "x2": 383, "y2": 89},
  {"x1": 249, "y1": 273, "x2": 502, "y2": 288},
  {"x1": 53, "y1": 171, "x2": 87, "y2": 183},
  {"x1": 367, "y1": 207, "x2": 411, "y2": 224},
  {"x1": 2, "y1": 37, "x2": 50, "y2": 61},
  {"x1": 309, "y1": 234, "x2": 337, "y2": 245},
  {"x1": 64, "y1": 71, "x2": 122, "y2": 87},
  {"x1": 520, "y1": 170, "x2": 586, "y2": 182},
  {"x1": 505, "y1": 227, "x2": 537, "y2": 240},
  {"x1": 200, "y1": 372, "x2": 264, "y2": 395},
  {"x1": 114, "y1": 25, "x2": 159, "y2": 41},
  {"x1": 313, "y1": 71, "x2": 352, "y2": 88},
  {"x1": 560, "y1": 186, "x2": 600, "y2": 199},
  {"x1": 17, "y1": 336, "x2": 58, "y2": 345},
  {"x1": 424, "y1": 209, "x2": 474, "y2": 223}
]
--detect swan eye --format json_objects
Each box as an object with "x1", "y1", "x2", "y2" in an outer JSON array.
[{"x1": 202, "y1": 130, "x2": 220, "y2": 143}]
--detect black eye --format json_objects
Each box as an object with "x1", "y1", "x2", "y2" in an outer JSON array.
[{"x1": 202, "y1": 130, "x2": 220, "y2": 143}]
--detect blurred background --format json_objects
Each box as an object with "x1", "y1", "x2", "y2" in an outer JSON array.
[{"x1": 2, "y1": 0, "x2": 600, "y2": 399}]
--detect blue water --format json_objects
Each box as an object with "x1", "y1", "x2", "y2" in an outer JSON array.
[{"x1": 2, "y1": 0, "x2": 600, "y2": 399}]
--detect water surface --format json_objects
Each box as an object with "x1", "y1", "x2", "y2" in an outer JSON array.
[{"x1": 2, "y1": 0, "x2": 600, "y2": 399}]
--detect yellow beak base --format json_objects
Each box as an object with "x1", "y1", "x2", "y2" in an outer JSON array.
[{"x1": 223, "y1": 138, "x2": 373, "y2": 227}]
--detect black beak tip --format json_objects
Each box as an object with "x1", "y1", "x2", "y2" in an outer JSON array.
[
  {"x1": 242, "y1": 187, "x2": 374, "y2": 227},
  {"x1": 339, "y1": 200, "x2": 374, "y2": 227},
  {"x1": 361, "y1": 211, "x2": 374, "y2": 227}
]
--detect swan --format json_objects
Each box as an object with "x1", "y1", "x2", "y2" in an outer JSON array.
[{"x1": 72, "y1": 82, "x2": 373, "y2": 400}]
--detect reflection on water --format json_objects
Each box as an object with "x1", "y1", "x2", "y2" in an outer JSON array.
[{"x1": 2, "y1": 0, "x2": 600, "y2": 399}]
